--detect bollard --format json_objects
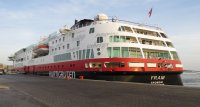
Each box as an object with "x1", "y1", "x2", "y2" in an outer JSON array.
[
  {"x1": 65, "y1": 76, "x2": 70, "y2": 80},
  {"x1": 79, "y1": 76, "x2": 84, "y2": 80},
  {"x1": 65, "y1": 77, "x2": 69, "y2": 80}
]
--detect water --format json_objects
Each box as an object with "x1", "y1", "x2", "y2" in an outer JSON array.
[{"x1": 182, "y1": 70, "x2": 200, "y2": 87}]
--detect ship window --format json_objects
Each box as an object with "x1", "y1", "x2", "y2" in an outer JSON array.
[
  {"x1": 129, "y1": 47, "x2": 142, "y2": 58},
  {"x1": 121, "y1": 26, "x2": 125, "y2": 31},
  {"x1": 122, "y1": 47, "x2": 129, "y2": 57},
  {"x1": 67, "y1": 44, "x2": 70, "y2": 49},
  {"x1": 110, "y1": 36, "x2": 138, "y2": 43},
  {"x1": 72, "y1": 52, "x2": 75, "y2": 58},
  {"x1": 132, "y1": 28, "x2": 137, "y2": 32},
  {"x1": 72, "y1": 33, "x2": 74, "y2": 38},
  {"x1": 114, "y1": 36, "x2": 119, "y2": 42},
  {"x1": 166, "y1": 42, "x2": 174, "y2": 47},
  {"x1": 120, "y1": 36, "x2": 126, "y2": 42},
  {"x1": 104, "y1": 62, "x2": 125, "y2": 68},
  {"x1": 79, "y1": 50, "x2": 82, "y2": 60},
  {"x1": 160, "y1": 33, "x2": 167, "y2": 38},
  {"x1": 107, "y1": 47, "x2": 142, "y2": 58},
  {"x1": 59, "y1": 38, "x2": 61, "y2": 42},
  {"x1": 112, "y1": 47, "x2": 120, "y2": 57},
  {"x1": 97, "y1": 37, "x2": 99, "y2": 43},
  {"x1": 118, "y1": 26, "x2": 133, "y2": 33},
  {"x1": 100, "y1": 37, "x2": 103, "y2": 43},
  {"x1": 56, "y1": 40, "x2": 57, "y2": 43},
  {"x1": 126, "y1": 36, "x2": 137, "y2": 43},
  {"x1": 107, "y1": 47, "x2": 112, "y2": 58},
  {"x1": 97, "y1": 37, "x2": 103, "y2": 43},
  {"x1": 143, "y1": 49, "x2": 171, "y2": 59},
  {"x1": 124, "y1": 26, "x2": 133, "y2": 33},
  {"x1": 89, "y1": 62, "x2": 102, "y2": 68},
  {"x1": 54, "y1": 52, "x2": 72, "y2": 62},
  {"x1": 91, "y1": 49, "x2": 94, "y2": 58},
  {"x1": 156, "y1": 32, "x2": 160, "y2": 37},
  {"x1": 135, "y1": 28, "x2": 161, "y2": 37},
  {"x1": 171, "y1": 51, "x2": 179, "y2": 60},
  {"x1": 82, "y1": 50, "x2": 86, "y2": 60},
  {"x1": 63, "y1": 45, "x2": 65, "y2": 49},
  {"x1": 118, "y1": 27, "x2": 121, "y2": 31},
  {"x1": 86, "y1": 49, "x2": 90, "y2": 59},
  {"x1": 89, "y1": 28, "x2": 95, "y2": 34},
  {"x1": 139, "y1": 38, "x2": 165, "y2": 47},
  {"x1": 76, "y1": 51, "x2": 78, "y2": 59},
  {"x1": 77, "y1": 41, "x2": 80, "y2": 46},
  {"x1": 63, "y1": 37, "x2": 65, "y2": 41}
]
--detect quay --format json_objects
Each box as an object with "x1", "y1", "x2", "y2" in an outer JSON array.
[{"x1": 0, "y1": 74, "x2": 199, "y2": 107}]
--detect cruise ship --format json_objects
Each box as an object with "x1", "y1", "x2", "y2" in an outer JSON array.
[{"x1": 10, "y1": 14, "x2": 183, "y2": 85}]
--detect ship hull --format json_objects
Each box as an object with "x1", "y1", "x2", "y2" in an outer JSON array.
[
  {"x1": 15, "y1": 57, "x2": 183, "y2": 85},
  {"x1": 68, "y1": 71, "x2": 183, "y2": 85}
]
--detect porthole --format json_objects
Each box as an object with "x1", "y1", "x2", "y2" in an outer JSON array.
[{"x1": 97, "y1": 52, "x2": 101, "y2": 55}]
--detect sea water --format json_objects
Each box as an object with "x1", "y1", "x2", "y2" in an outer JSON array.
[{"x1": 181, "y1": 71, "x2": 200, "y2": 87}]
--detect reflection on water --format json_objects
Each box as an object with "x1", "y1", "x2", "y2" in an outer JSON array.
[{"x1": 181, "y1": 70, "x2": 200, "y2": 87}]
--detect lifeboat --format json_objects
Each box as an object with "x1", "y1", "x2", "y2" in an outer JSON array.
[
  {"x1": 37, "y1": 44, "x2": 49, "y2": 49},
  {"x1": 33, "y1": 44, "x2": 49, "y2": 58}
]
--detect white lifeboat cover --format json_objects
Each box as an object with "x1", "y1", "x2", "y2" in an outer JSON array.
[
  {"x1": 59, "y1": 25, "x2": 70, "y2": 34},
  {"x1": 95, "y1": 13, "x2": 108, "y2": 21}
]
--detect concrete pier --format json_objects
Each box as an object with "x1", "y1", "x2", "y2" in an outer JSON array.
[{"x1": 0, "y1": 74, "x2": 199, "y2": 107}]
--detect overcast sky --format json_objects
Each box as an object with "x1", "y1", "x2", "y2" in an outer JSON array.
[{"x1": 0, "y1": 0, "x2": 199, "y2": 70}]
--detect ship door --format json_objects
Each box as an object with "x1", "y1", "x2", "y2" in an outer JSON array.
[
  {"x1": 24, "y1": 66, "x2": 30, "y2": 73},
  {"x1": 33, "y1": 66, "x2": 35, "y2": 72},
  {"x1": 24, "y1": 66, "x2": 26, "y2": 72}
]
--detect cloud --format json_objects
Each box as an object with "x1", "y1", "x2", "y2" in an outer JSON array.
[{"x1": 0, "y1": 8, "x2": 34, "y2": 21}]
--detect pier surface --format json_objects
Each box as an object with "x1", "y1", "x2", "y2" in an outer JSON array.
[{"x1": 0, "y1": 74, "x2": 200, "y2": 107}]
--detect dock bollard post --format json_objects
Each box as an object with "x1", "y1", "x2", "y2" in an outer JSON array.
[
  {"x1": 79, "y1": 76, "x2": 84, "y2": 80},
  {"x1": 65, "y1": 72, "x2": 70, "y2": 80},
  {"x1": 65, "y1": 76, "x2": 70, "y2": 80}
]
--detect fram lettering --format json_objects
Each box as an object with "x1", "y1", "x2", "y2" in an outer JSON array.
[{"x1": 151, "y1": 76, "x2": 165, "y2": 81}]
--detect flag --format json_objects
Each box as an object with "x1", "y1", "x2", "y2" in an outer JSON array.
[{"x1": 148, "y1": 8, "x2": 153, "y2": 17}]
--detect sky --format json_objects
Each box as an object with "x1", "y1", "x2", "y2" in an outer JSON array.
[{"x1": 0, "y1": 0, "x2": 199, "y2": 70}]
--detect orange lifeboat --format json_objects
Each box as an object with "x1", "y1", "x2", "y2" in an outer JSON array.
[
  {"x1": 37, "y1": 44, "x2": 49, "y2": 49},
  {"x1": 33, "y1": 44, "x2": 49, "y2": 58}
]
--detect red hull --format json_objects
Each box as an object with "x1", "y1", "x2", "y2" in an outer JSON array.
[{"x1": 15, "y1": 58, "x2": 183, "y2": 73}]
